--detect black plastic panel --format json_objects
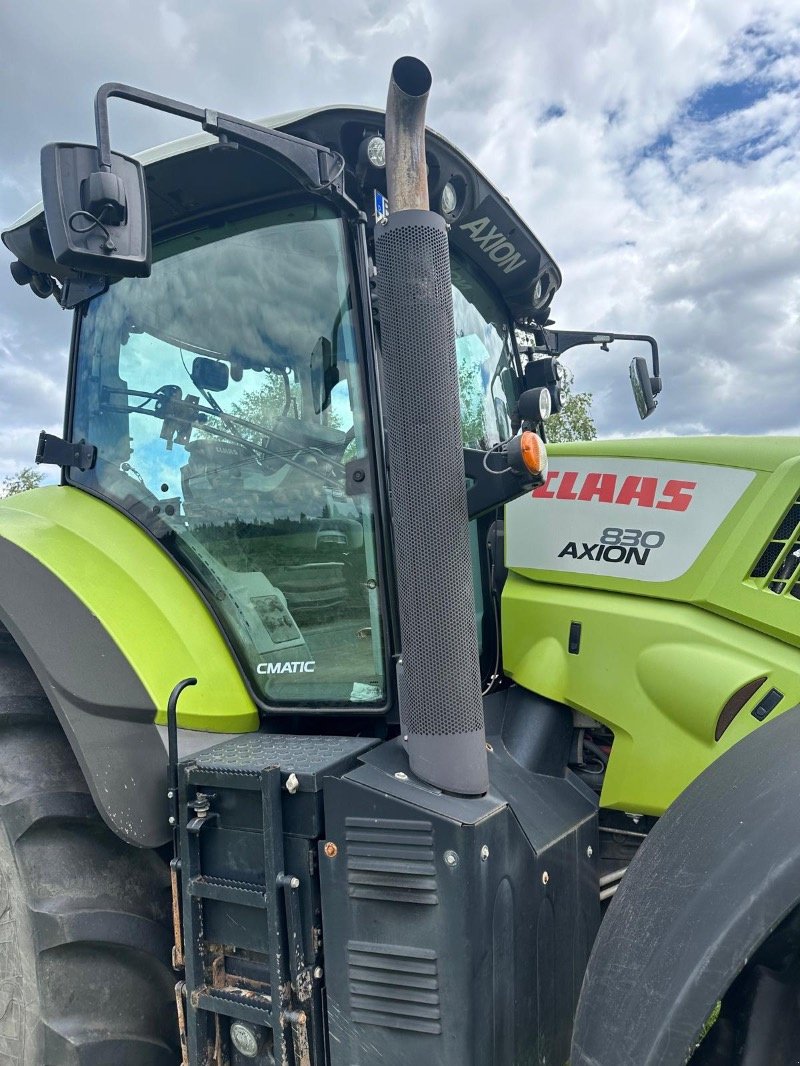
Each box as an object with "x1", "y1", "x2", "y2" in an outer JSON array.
[{"x1": 319, "y1": 699, "x2": 599, "y2": 1065}]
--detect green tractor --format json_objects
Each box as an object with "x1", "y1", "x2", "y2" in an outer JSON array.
[{"x1": 2, "y1": 56, "x2": 799, "y2": 1065}]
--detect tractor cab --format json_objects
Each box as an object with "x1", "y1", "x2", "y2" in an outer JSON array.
[{"x1": 4, "y1": 93, "x2": 565, "y2": 716}]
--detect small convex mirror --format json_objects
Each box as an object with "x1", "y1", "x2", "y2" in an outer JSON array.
[
  {"x1": 630, "y1": 356, "x2": 657, "y2": 419},
  {"x1": 40, "y1": 143, "x2": 151, "y2": 278}
]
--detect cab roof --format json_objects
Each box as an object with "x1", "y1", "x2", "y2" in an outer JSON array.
[{"x1": 3, "y1": 103, "x2": 562, "y2": 322}]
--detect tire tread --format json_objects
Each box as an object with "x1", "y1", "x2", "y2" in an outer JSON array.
[{"x1": 0, "y1": 640, "x2": 178, "y2": 1064}]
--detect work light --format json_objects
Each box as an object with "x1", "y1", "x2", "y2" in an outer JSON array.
[{"x1": 366, "y1": 135, "x2": 386, "y2": 168}]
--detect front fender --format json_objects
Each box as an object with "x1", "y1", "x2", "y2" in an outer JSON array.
[
  {"x1": 0, "y1": 486, "x2": 258, "y2": 846},
  {"x1": 572, "y1": 702, "x2": 800, "y2": 1065}
]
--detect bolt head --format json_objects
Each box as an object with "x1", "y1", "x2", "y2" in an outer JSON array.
[
  {"x1": 480, "y1": 845, "x2": 490, "y2": 862},
  {"x1": 167, "y1": 790, "x2": 174, "y2": 799},
  {"x1": 229, "y1": 1020, "x2": 260, "y2": 1058},
  {"x1": 394, "y1": 771, "x2": 408, "y2": 781},
  {"x1": 289, "y1": 876, "x2": 300, "y2": 889},
  {"x1": 324, "y1": 841, "x2": 338, "y2": 859},
  {"x1": 313, "y1": 966, "x2": 324, "y2": 979},
  {"x1": 587, "y1": 845, "x2": 593, "y2": 858},
  {"x1": 444, "y1": 850, "x2": 459, "y2": 868},
  {"x1": 168, "y1": 816, "x2": 176, "y2": 826},
  {"x1": 542, "y1": 870, "x2": 550, "y2": 885}
]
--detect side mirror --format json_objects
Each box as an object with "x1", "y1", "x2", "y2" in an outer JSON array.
[
  {"x1": 192, "y1": 356, "x2": 229, "y2": 393},
  {"x1": 630, "y1": 356, "x2": 657, "y2": 419},
  {"x1": 533, "y1": 328, "x2": 662, "y2": 420},
  {"x1": 40, "y1": 143, "x2": 151, "y2": 278}
]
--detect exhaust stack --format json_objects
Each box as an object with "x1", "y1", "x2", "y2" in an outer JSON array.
[
  {"x1": 385, "y1": 57, "x2": 431, "y2": 212},
  {"x1": 375, "y1": 57, "x2": 489, "y2": 795}
]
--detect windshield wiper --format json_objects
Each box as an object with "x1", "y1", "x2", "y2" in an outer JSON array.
[{"x1": 103, "y1": 387, "x2": 344, "y2": 488}]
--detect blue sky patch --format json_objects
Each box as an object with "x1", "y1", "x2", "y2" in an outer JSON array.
[
  {"x1": 687, "y1": 79, "x2": 769, "y2": 122},
  {"x1": 541, "y1": 104, "x2": 566, "y2": 122}
]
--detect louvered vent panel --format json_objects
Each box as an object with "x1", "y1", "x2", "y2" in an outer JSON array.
[
  {"x1": 347, "y1": 941, "x2": 441, "y2": 1034},
  {"x1": 749, "y1": 494, "x2": 800, "y2": 597},
  {"x1": 345, "y1": 817, "x2": 438, "y2": 905}
]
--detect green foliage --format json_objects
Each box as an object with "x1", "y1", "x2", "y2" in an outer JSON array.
[
  {"x1": 228, "y1": 374, "x2": 292, "y2": 440},
  {"x1": 457, "y1": 356, "x2": 486, "y2": 447},
  {"x1": 1, "y1": 466, "x2": 44, "y2": 498},
  {"x1": 195, "y1": 372, "x2": 295, "y2": 445},
  {"x1": 202, "y1": 370, "x2": 346, "y2": 444},
  {"x1": 545, "y1": 369, "x2": 597, "y2": 443}
]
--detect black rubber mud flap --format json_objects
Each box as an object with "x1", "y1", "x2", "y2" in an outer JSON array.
[{"x1": 572, "y1": 703, "x2": 800, "y2": 1066}]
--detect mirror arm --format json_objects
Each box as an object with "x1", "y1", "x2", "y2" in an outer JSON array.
[
  {"x1": 93, "y1": 83, "x2": 346, "y2": 196},
  {"x1": 94, "y1": 84, "x2": 205, "y2": 170},
  {"x1": 539, "y1": 328, "x2": 661, "y2": 395}
]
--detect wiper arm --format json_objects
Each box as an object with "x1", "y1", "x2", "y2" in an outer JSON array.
[{"x1": 104, "y1": 389, "x2": 343, "y2": 489}]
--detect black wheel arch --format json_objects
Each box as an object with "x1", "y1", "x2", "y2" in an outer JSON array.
[
  {"x1": 0, "y1": 536, "x2": 170, "y2": 847},
  {"x1": 572, "y1": 702, "x2": 800, "y2": 1066}
]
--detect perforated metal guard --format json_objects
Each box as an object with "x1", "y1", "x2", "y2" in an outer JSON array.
[
  {"x1": 375, "y1": 210, "x2": 488, "y2": 795},
  {"x1": 192, "y1": 734, "x2": 378, "y2": 791}
]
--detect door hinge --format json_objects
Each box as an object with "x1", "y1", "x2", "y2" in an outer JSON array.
[{"x1": 36, "y1": 431, "x2": 97, "y2": 472}]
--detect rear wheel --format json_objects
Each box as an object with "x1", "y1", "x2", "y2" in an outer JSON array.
[
  {"x1": 690, "y1": 906, "x2": 800, "y2": 1065},
  {"x1": 0, "y1": 631, "x2": 178, "y2": 1064}
]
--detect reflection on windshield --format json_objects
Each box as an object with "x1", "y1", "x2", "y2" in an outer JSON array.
[
  {"x1": 71, "y1": 204, "x2": 385, "y2": 707},
  {"x1": 451, "y1": 253, "x2": 516, "y2": 448}
]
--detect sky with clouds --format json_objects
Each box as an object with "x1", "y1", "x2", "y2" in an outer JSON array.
[{"x1": 1, "y1": 0, "x2": 799, "y2": 478}]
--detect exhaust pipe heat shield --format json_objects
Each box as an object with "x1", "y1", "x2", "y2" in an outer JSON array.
[{"x1": 376, "y1": 58, "x2": 488, "y2": 796}]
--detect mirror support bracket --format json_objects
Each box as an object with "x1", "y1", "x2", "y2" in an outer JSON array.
[
  {"x1": 93, "y1": 83, "x2": 347, "y2": 199},
  {"x1": 35, "y1": 432, "x2": 97, "y2": 472},
  {"x1": 465, "y1": 449, "x2": 534, "y2": 519},
  {"x1": 535, "y1": 327, "x2": 661, "y2": 395}
]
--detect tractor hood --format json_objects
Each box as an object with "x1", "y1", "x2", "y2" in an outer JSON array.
[{"x1": 3, "y1": 103, "x2": 561, "y2": 323}]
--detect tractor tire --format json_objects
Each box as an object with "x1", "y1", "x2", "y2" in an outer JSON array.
[{"x1": 0, "y1": 631, "x2": 179, "y2": 1065}]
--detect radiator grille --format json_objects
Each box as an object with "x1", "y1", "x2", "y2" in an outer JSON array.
[
  {"x1": 345, "y1": 817, "x2": 438, "y2": 905},
  {"x1": 749, "y1": 494, "x2": 800, "y2": 598},
  {"x1": 347, "y1": 941, "x2": 441, "y2": 1034}
]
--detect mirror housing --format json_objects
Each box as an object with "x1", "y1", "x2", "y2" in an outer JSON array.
[
  {"x1": 41, "y1": 143, "x2": 151, "y2": 278},
  {"x1": 191, "y1": 357, "x2": 229, "y2": 393},
  {"x1": 630, "y1": 356, "x2": 657, "y2": 419}
]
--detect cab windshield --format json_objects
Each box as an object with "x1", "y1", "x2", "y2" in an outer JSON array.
[{"x1": 70, "y1": 203, "x2": 386, "y2": 708}]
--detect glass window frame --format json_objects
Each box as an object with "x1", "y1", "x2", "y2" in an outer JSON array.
[{"x1": 64, "y1": 193, "x2": 394, "y2": 718}]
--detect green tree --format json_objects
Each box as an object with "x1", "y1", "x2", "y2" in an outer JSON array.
[
  {"x1": 457, "y1": 356, "x2": 485, "y2": 447},
  {"x1": 1, "y1": 466, "x2": 44, "y2": 498},
  {"x1": 545, "y1": 369, "x2": 596, "y2": 443},
  {"x1": 228, "y1": 374, "x2": 293, "y2": 441}
]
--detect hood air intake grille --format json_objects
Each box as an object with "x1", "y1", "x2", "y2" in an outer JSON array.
[{"x1": 749, "y1": 494, "x2": 800, "y2": 598}]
